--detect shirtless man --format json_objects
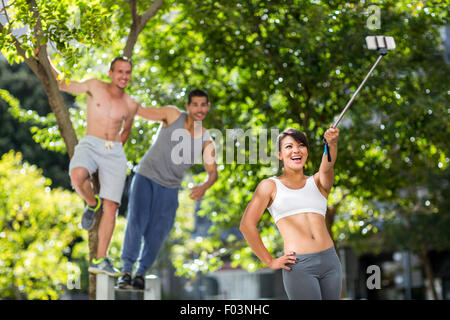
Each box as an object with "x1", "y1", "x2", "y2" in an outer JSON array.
[{"x1": 49, "y1": 56, "x2": 138, "y2": 276}]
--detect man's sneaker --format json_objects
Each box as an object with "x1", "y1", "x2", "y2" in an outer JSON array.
[
  {"x1": 81, "y1": 195, "x2": 102, "y2": 230},
  {"x1": 132, "y1": 274, "x2": 145, "y2": 290},
  {"x1": 88, "y1": 257, "x2": 120, "y2": 277},
  {"x1": 118, "y1": 272, "x2": 133, "y2": 289}
]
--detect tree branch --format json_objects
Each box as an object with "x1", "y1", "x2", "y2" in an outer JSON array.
[
  {"x1": 26, "y1": 0, "x2": 50, "y2": 66},
  {"x1": 26, "y1": 0, "x2": 43, "y2": 46},
  {"x1": 0, "y1": 22, "x2": 39, "y2": 73},
  {"x1": 1, "y1": 0, "x2": 12, "y2": 26},
  {"x1": 140, "y1": 0, "x2": 164, "y2": 28},
  {"x1": 123, "y1": 0, "x2": 164, "y2": 58},
  {"x1": 129, "y1": 0, "x2": 138, "y2": 24}
]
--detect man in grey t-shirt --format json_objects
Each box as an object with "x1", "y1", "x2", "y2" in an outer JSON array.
[{"x1": 118, "y1": 89, "x2": 218, "y2": 289}]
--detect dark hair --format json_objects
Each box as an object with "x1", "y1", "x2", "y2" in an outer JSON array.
[
  {"x1": 110, "y1": 56, "x2": 133, "y2": 71},
  {"x1": 188, "y1": 89, "x2": 209, "y2": 104},
  {"x1": 276, "y1": 128, "x2": 309, "y2": 153}
]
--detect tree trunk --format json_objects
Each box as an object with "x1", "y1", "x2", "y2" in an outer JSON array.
[
  {"x1": 24, "y1": 53, "x2": 78, "y2": 157},
  {"x1": 123, "y1": 20, "x2": 141, "y2": 59},
  {"x1": 26, "y1": 58, "x2": 102, "y2": 299},
  {"x1": 88, "y1": 174, "x2": 102, "y2": 300},
  {"x1": 420, "y1": 247, "x2": 439, "y2": 300},
  {"x1": 325, "y1": 206, "x2": 336, "y2": 241},
  {"x1": 13, "y1": 0, "x2": 164, "y2": 300},
  {"x1": 37, "y1": 75, "x2": 78, "y2": 157},
  {"x1": 38, "y1": 70, "x2": 102, "y2": 300}
]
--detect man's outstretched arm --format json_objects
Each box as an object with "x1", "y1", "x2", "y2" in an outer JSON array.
[
  {"x1": 137, "y1": 104, "x2": 181, "y2": 125},
  {"x1": 47, "y1": 55, "x2": 94, "y2": 95}
]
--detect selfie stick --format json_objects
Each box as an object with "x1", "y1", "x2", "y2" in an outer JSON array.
[{"x1": 324, "y1": 36, "x2": 396, "y2": 162}]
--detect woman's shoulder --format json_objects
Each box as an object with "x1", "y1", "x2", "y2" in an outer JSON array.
[
  {"x1": 311, "y1": 172, "x2": 320, "y2": 183},
  {"x1": 257, "y1": 178, "x2": 277, "y2": 194}
]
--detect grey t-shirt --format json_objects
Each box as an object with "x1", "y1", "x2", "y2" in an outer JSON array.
[{"x1": 136, "y1": 112, "x2": 211, "y2": 188}]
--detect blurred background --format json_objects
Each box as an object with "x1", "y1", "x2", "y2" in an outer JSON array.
[{"x1": 1, "y1": 0, "x2": 449, "y2": 300}]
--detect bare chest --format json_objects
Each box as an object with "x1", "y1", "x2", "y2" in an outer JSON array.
[{"x1": 87, "y1": 93, "x2": 130, "y2": 122}]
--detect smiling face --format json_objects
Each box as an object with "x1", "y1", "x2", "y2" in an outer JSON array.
[
  {"x1": 186, "y1": 96, "x2": 210, "y2": 121},
  {"x1": 108, "y1": 60, "x2": 132, "y2": 90},
  {"x1": 277, "y1": 129, "x2": 309, "y2": 170}
]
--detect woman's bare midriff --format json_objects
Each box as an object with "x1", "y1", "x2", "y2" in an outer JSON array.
[{"x1": 276, "y1": 212, "x2": 334, "y2": 254}]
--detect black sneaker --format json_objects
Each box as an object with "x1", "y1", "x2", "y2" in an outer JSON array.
[
  {"x1": 132, "y1": 274, "x2": 145, "y2": 290},
  {"x1": 81, "y1": 195, "x2": 102, "y2": 230},
  {"x1": 118, "y1": 272, "x2": 132, "y2": 289}
]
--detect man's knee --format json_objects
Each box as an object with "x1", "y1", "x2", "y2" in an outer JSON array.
[
  {"x1": 102, "y1": 199, "x2": 119, "y2": 216},
  {"x1": 70, "y1": 167, "x2": 90, "y2": 189}
]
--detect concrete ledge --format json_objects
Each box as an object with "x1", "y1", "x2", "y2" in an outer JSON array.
[
  {"x1": 96, "y1": 273, "x2": 115, "y2": 300},
  {"x1": 144, "y1": 275, "x2": 161, "y2": 300},
  {"x1": 96, "y1": 274, "x2": 161, "y2": 300}
]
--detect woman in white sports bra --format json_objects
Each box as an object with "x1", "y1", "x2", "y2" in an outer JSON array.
[{"x1": 240, "y1": 126, "x2": 342, "y2": 300}]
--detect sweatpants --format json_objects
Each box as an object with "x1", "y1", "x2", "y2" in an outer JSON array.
[
  {"x1": 282, "y1": 246, "x2": 342, "y2": 300},
  {"x1": 121, "y1": 173, "x2": 179, "y2": 275}
]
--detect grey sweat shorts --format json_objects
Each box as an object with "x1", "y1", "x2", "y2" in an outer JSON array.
[
  {"x1": 282, "y1": 246, "x2": 342, "y2": 300},
  {"x1": 69, "y1": 135, "x2": 127, "y2": 205}
]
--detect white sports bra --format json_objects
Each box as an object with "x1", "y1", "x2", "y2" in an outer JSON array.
[{"x1": 267, "y1": 176, "x2": 327, "y2": 223}]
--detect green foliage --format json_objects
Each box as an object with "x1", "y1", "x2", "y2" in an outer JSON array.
[
  {"x1": 0, "y1": 151, "x2": 84, "y2": 299},
  {"x1": 0, "y1": 61, "x2": 73, "y2": 189},
  {"x1": 0, "y1": 88, "x2": 65, "y2": 152},
  {"x1": 1, "y1": 0, "x2": 449, "y2": 281},
  {"x1": 146, "y1": 0, "x2": 450, "y2": 271},
  {"x1": 1, "y1": 0, "x2": 113, "y2": 78}
]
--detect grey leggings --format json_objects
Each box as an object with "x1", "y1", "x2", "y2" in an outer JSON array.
[{"x1": 282, "y1": 246, "x2": 342, "y2": 300}]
